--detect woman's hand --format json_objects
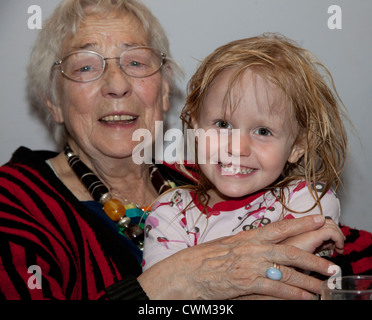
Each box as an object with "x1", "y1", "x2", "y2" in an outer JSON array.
[{"x1": 138, "y1": 215, "x2": 338, "y2": 300}]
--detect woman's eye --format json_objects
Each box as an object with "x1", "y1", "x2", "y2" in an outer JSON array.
[
  {"x1": 129, "y1": 60, "x2": 145, "y2": 68},
  {"x1": 255, "y1": 128, "x2": 272, "y2": 136},
  {"x1": 215, "y1": 120, "x2": 232, "y2": 129},
  {"x1": 79, "y1": 65, "x2": 93, "y2": 72}
]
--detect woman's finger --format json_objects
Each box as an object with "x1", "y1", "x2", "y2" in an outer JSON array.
[
  {"x1": 253, "y1": 215, "x2": 326, "y2": 244},
  {"x1": 265, "y1": 243, "x2": 335, "y2": 277},
  {"x1": 234, "y1": 294, "x2": 283, "y2": 300},
  {"x1": 248, "y1": 276, "x2": 316, "y2": 300},
  {"x1": 260, "y1": 262, "x2": 323, "y2": 295}
]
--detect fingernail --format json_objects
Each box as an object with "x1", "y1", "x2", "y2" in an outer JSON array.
[
  {"x1": 313, "y1": 215, "x2": 325, "y2": 223},
  {"x1": 302, "y1": 291, "x2": 315, "y2": 300}
]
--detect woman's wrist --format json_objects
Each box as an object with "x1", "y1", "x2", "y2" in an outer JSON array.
[
  {"x1": 138, "y1": 249, "x2": 200, "y2": 299},
  {"x1": 138, "y1": 266, "x2": 186, "y2": 299}
]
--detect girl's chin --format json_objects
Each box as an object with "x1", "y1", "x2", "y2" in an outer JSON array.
[{"x1": 213, "y1": 186, "x2": 254, "y2": 200}]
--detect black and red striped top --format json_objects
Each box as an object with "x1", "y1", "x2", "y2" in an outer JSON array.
[{"x1": 0, "y1": 147, "x2": 147, "y2": 300}]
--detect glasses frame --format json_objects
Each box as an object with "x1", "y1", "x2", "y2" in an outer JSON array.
[{"x1": 53, "y1": 46, "x2": 166, "y2": 82}]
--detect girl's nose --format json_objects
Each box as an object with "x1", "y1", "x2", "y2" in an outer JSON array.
[{"x1": 228, "y1": 130, "x2": 251, "y2": 158}]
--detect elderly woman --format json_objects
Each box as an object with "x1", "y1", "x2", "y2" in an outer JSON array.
[{"x1": 0, "y1": 0, "x2": 343, "y2": 300}]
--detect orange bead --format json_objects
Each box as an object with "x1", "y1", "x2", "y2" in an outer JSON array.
[
  {"x1": 142, "y1": 204, "x2": 153, "y2": 212},
  {"x1": 103, "y1": 198, "x2": 126, "y2": 221}
]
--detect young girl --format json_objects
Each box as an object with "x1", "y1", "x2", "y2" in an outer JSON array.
[{"x1": 142, "y1": 33, "x2": 348, "y2": 271}]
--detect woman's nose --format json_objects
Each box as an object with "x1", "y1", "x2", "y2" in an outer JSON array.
[{"x1": 100, "y1": 59, "x2": 132, "y2": 98}]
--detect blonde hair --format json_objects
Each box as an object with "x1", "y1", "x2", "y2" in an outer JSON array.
[
  {"x1": 180, "y1": 33, "x2": 348, "y2": 214},
  {"x1": 27, "y1": 0, "x2": 183, "y2": 147}
]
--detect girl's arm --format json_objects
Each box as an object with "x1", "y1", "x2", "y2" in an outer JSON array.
[{"x1": 142, "y1": 190, "x2": 196, "y2": 270}]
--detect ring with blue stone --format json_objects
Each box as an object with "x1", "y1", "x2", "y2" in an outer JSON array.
[{"x1": 265, "y1": 263, "x2": 282, "y2": 280}]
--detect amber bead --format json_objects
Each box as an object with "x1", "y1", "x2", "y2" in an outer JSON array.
[{"x1": 103, "y1": 198, "x2": 126, "y2": 221}]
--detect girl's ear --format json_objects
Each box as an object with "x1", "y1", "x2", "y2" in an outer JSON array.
[
  {"x1": 288, "y1": 136, "x2": 306, "y2": 164},
  {"x1": 45, "y1": 99, "x2": 64, "y2": 123},
  {"x1": 191, "y1": 116, "x2": 199, "y2": 130}
]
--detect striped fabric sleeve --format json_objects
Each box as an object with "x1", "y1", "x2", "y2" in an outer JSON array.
[
  {"x1": 330, "y1": 225, "x2": 372, "y2": 276},
  {"x1": 0, "y1": 160, "x2": 138, "y2": 299}
]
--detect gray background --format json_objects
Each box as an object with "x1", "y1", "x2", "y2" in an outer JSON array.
[{"x1": 0, "y1": 0, "x2": 371, "y2": 231}]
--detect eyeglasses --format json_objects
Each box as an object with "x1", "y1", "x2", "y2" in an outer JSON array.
[{"x1": 53, "y1": 46, "x2": 166, "y2": 82}]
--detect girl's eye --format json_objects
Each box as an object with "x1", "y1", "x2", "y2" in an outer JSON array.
[
  {"x1": 255, "y1": 128, "x2": 272, "y2": 136},
  {"x1": 215, "y1": 120, "x2": 232, "y2": 129}
]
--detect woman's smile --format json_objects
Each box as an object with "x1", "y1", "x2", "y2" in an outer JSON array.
[{"x1": 99, "y1": 113, "x2": 138, "y2": 125}]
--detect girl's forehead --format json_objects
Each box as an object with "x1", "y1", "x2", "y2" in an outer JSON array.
[{"x1": 206, "y1": 68, "x2": 288, "y2": 113}]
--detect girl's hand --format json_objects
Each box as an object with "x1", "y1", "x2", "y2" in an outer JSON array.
[{"x1": 280, "y1": 217, "x2": 345, "y2": 255}]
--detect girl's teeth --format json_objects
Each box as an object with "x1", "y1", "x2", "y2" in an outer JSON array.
[{"x1": 220, "y1": 163, "x2": 254, "y2": 175}]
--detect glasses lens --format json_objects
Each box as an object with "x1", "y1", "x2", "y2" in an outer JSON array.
[
  {"x1": 120, "y1": 48, "x2": 164, "y2": 78},
  {"x1": 62, "y1": 52, "x2": 103, "y2": 82}
]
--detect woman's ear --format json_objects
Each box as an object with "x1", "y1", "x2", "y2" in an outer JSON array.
[
  {"x1": 162, "y1": 67, "x2": 172, "y2": 113},
  {"x1": 45, "y1": 99, "x2": 64, "y2": 123}
]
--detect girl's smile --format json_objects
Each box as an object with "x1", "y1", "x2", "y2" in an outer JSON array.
[{"x1": 218, "y1": 162, "x2": 255, "y2": 176}]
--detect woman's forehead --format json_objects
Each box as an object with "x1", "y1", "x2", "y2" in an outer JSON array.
[{"x1": 63, "y1": 12, "x2": 148, "y2": 53}]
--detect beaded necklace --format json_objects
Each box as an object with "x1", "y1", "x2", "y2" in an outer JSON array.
[{"x1": 64, "y1": 144, "x2": 175, "y2": 249}]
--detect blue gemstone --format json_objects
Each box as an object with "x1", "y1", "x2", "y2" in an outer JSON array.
[{"x1": 266, "y1": 267, "x2": 282, "y2": 280}]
